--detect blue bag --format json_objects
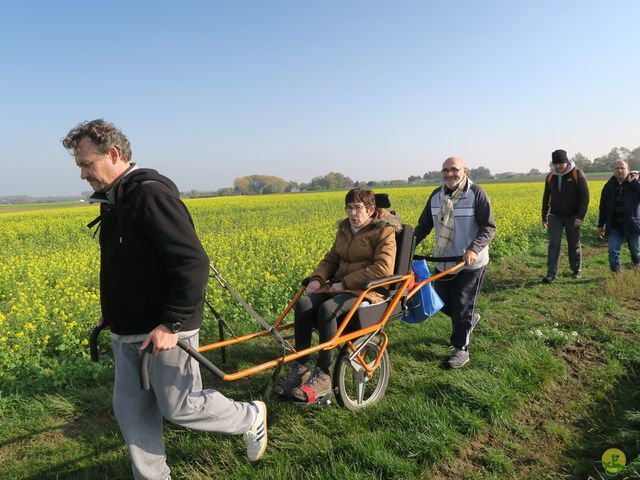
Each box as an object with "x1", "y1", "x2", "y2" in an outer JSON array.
[{"x1": 403, "y1": 259, "x2": 444, "y2": 323}]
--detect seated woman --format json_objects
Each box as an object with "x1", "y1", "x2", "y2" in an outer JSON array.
[{"x1": 276, "y1": 187, "x2": 401, "y2": 403}]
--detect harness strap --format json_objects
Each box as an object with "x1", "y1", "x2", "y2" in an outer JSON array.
[
  {"x1": 298, "y1": 384, "x2": 316, "y2": 404},
  {"x1": 546, "y1": 169, "x2": 579, "y2": 207},
  {"x1": 87, "y1": 214, "x2": 101, "y2": 229},
  {"x1": 87, "y1": 214, "x2": 102, "y2": 238}
]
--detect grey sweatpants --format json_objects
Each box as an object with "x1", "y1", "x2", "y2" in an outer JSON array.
[{"x1": 112, "y1": 332, "x2": 256, "y2": 480}]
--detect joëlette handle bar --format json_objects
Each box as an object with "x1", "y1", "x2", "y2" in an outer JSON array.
[
  {"x1": 413, "y1": 255, "x2": 464, "y2": 263},
  {"x1": 89, "y1": 324, "x2": 105, "y2": 362},
  {"x1": 89, "y1": 324, "x2": 227, "y2": 390},
  {"x1": 139, "y1": 339, "x2": 226, "y2": 391},
  {"x1": 406, "y1": 255, "x2": 466, "y2": 301}
]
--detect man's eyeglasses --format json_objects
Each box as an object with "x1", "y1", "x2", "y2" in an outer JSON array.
[{"x1": 441, "y1": 167, "x2": 461, "y2": 174}]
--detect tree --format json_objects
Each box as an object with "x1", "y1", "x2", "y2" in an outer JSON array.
[
  {"x1": 233, "y1": 177, "x2": 251, "y2": 194},
  {"x1": 572, "y1": 152, "x2": 592, "y2": 172},
  {"x1": 627, "y1": 146, "x2": 640, "y2": 171},
  {"x1": 285, "y1": 181, "x2": 300, "y2": 193},
  {"x1": 233, "y1": 175, "x2": 288, "y2": 194},
  {"x1": 528, "y1": 168, "x2": 543, "y2": 176},
  {"x1": 468, "y1": 166, "x2": 492, "y2": 179},
  {"x1": 593, "y1": 147, "x2": 631, "y2": 172},
  {"x1": 423, "y1": 170, "x2": 441, "y2": 181},
  {"x1": 307, "y1": 172, "x2": 354, "y2": 190}
]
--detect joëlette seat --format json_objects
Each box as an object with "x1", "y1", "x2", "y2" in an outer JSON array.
[{"x1": 339, "y1": 194, "x2": 415, "y2": 332}]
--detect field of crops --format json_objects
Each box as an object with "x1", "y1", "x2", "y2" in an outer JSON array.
[
  {"x1": 5, "y1": 180, "x2": 640, "y2": 479},
  {"x1": 0, "y1": 182, "x2": 604, "y2": 392}
]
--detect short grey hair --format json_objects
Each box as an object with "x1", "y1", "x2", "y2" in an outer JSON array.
[{"x1": 62, "y1": 119, "x2": 132, "y2": 163}]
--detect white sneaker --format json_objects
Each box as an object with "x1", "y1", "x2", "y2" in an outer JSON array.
[{"x1": 244, "y1": 401, "x2": 267, "y2": 461}]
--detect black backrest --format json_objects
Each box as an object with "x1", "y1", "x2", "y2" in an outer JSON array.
[
  {"x1": 374, "y1": 193, "x2": 412, "y2": 277},
  {"x1": 394, "y1": 225, "x2": 415, "y2": 276},
  {"x1": 375, "y1": 193, "x2": 391, "y2": 209}
]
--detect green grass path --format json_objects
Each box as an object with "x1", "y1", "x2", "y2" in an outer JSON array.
[{"x1": 1, "y1": 242, "x2": 638, "y2": 479}]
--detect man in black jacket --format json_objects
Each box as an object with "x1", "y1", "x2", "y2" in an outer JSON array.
[
  {"x1": 63, "y1": 119, "x2": 267, "y2": 479},
  {"x1": 541, "y1": 149, "x2": 590, "y2": 283},
  {"x1": 597, "y1": 160, "x2": 640, "y2": 272}
]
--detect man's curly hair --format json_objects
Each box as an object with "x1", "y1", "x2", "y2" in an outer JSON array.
[{"x1": 62, "y1": 119, "x2": 132, "y2": 163}]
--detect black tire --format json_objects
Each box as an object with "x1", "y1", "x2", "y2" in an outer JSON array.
[{"x1": 332, "y1": 335, "x2": 390, "y2": 411}]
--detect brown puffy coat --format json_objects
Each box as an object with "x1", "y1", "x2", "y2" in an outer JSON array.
[{"x1": 310, "y1": 210, "x2": 401, "y2": 303}]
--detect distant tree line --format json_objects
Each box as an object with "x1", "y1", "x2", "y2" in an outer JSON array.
[
  {"x1": 187, "y1": 171, "x2": 427, "y2": 198},
  {"x1": 571, "y1": 146, "x2": 640, "y2": 172},
  {"x1": 408, "y1": 165, "x2": 547, "y2": 183},
  {"x1": 405, "y1": 145, "x2": 640, "y2": 185},
  {"x1": 9, "y1": 144, "x2": 637, "y2": 203},
  {"x1": 189, "y1": 172, "x2": 357, "y2": 197},
  {"x1": 408, "y1": 166, "x2": 500, "y2": 183},
  {"x1": 185, "y1": 144, "x2": 639, "y2": 198}
]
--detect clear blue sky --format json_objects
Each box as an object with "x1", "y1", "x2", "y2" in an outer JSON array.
[{"x1": 1, "y1": 1, "x2": 639, "y2": 196}]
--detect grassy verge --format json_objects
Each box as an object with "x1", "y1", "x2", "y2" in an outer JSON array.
[
  {"x1": 427, "y1": 242, "x2": 640, "y2": 479},
  {"x1": 0, "y1": 202, "x2": 88, "y2": 214},
  {"x1": 0, "y1": 242, "x2": 638, "y2": 479}
]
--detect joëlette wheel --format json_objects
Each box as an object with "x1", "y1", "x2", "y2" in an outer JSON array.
[{"x1": 332, "y1": 335, "x2": 390, "y2": 411}]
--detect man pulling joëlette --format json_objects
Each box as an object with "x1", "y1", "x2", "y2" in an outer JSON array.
[{"x1": 63, "y1": 119, "x2": 267, "y2": 480}]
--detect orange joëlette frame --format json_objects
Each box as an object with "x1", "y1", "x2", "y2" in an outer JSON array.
[{"x1": 196, "y1": 261, "x2": 465, "y2": 382}]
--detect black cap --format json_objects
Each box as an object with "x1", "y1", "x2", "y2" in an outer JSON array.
[{"x1": 552, "y1": 149, "x2": 568, "y2": 164}]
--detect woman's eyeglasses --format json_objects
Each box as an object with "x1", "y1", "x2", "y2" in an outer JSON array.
[{"x1": 345, "y1": 204, "x2": 367, "y2": 212}]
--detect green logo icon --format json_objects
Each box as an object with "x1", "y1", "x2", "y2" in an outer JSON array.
[{"x1": 602, "y1": 448, "x2": 626, "y2": 474}]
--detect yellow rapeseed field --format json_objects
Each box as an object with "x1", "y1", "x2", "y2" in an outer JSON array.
[{"x1": 0, "y1": 182, "x2": 603, "y2": 389}]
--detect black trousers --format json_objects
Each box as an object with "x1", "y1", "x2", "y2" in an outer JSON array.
[
  {"x1": 434, "y1": 266, "x2": 486, "y2": 351},
  {"x1": 546, "y1": 213, "x2": 582, "y2": 277},
  {"x1": 294, "y1": 293, "x2": 358, "y2": 372}
]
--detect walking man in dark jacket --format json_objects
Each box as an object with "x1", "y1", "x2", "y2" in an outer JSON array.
[
  {"x1": 541, "y1": 149, "x2": 590, "y2": 283},
  {"x1": 63, "y1": 119, "x2": 267, "y2": 480},
  {"x1": 597, "y1": 160, "x2": 640, "y2": 272}
]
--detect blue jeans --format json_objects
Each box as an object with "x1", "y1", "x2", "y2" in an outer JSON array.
[{"x1": 607, "y1": 228, "x2": 640, "y2": 272}]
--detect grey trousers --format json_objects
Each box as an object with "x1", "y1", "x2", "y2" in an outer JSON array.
[
  {"x1": 546, "y1": 213, "x2": 582, "y2": 278},
  {"x1": 112, "y1": 332, "x2": 256, "y2": 480}
]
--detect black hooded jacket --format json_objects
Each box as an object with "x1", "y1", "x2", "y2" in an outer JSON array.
[
  {"x1": 90, "y1": 167, "x2": 210, "y2": 335},
  {"x1": 541, "y1": 165, "x2": 590, "y2": 221},
  {"x1": 597, "y1": 176, "x2": 640, "y2": 237}
]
